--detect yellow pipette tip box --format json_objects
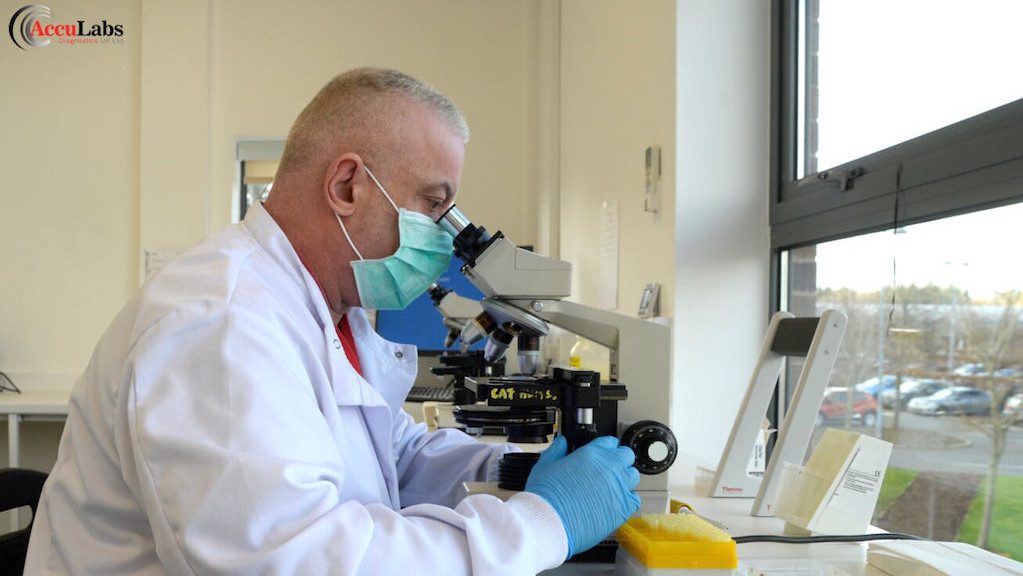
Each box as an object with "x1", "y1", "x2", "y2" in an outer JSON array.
[{"x1": 616, "y1": 513, "x2": 737, "y2": 571}]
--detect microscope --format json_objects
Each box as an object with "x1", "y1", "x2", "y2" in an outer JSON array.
[
  {"x1": 427, "y1": 283, "x2": 482, "y2": 351},
  {"x1": 436, "y1": 205, "x2": 677, "y2": 498},
  {"x1": 425, "y1": 284, "x2": 508, "y2": 406}
]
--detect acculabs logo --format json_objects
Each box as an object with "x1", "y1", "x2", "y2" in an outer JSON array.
[
  {"x1": 9, "y1": 4, "x2": 50, "y2": 49},
  {"x1": 8, "y1": 4, "x2": 124, "y2": 49}
]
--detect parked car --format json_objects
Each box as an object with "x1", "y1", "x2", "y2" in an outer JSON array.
[
  {"x1": 816, "y1": 387, "x2": 879, "y2": 428},
  {"x1": 907, "y1": 386, "x2": 991, "y2": 416},
  {"x1": 1003, "y1": 394, "x2": 1023, "y2": 423},
  {"x1": 854, "y1": 375, "x2": 898, "y2": 398},
  {"x1": 953, "y1": 363, "x2": 988, "y2": 377},
  {"x1": 879, "y1": 378, "x2": 951, "y2": 410}
]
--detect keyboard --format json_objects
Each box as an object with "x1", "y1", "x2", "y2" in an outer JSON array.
[{"x1": 406, "y1": 383, "x2": 455, "y2": 403}]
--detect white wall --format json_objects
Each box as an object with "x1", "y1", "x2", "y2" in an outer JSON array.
[
  {"x1": 139, "y1": 0, "x2": 210, "y2": 255},
  {"x1": 556, "y1": 0, "x2": 678, "y2": 495},
  {"x1": 2, "y1": 0, "x2": 545, "y2": 378},
  {"x1": 559, "y1": 0, "x2": 677, "y2": 317},
  {"x1": 136, "y1": 0, "x2": 545, "y2": 257},
  {"x1": 2, "y1": 0, "x2": 546, "y2": 470},
  {"x1": 0, "y1": 0, "x2": 141, "y2": 474},
  {"x1": 1, "y1": 0, "x2": 140, "y2": 387},
  {"x1": 672, "y1": 0, "x2": 772, "y2": 477},
  {"x1": 203, "y1": 0, "x2": 543, "y2": 245},
  {"x1": 2, "y1": 0, "x2": 773, "y2": 481},
  {"x1": 556, "y1": 0, "x2": 771, "y2": 484}
]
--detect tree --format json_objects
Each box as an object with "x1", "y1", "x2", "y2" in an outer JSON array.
[
  {"x1": 963, "y1": 290, "x2": 1022, "y2": 549},
  {"x1": 889, "y1": 328, "x2": 923, "y2": 431}
]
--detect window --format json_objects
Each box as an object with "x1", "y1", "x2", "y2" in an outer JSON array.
[
  {"x1": 773, "y1": 0, "x2": 1023, "y2": 559},
  {"x1": 235, "y1": 139, "x2": 283, "y2": 221},
  {"x1": 802, "y1": 1, "x2": 1023, "y2": 178},
  {"x1": 239, "y1": 160, "x2": 276, "y2": 220}
]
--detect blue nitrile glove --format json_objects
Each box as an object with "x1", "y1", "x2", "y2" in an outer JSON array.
[{"x1": 524, "y1": 435, "x2": 641, "y2": 558}]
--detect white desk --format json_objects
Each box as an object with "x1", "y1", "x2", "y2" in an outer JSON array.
[
  {"x1": 669, "y1": 486, "x2": 879, "y2": 576},
  {"x1": 541, "y1": 484, "x2": 889, "y2": 576},
  {"x1": 0, "y1": 390, "x2": 71, "y2": 468}
]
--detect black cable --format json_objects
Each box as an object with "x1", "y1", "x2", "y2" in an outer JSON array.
[
  {"x1": 734, "y1": 532, "x2": 927, "y2": 545},
  {"x1": 886, "y1": 162, "x2": 904, "y2": 335}
]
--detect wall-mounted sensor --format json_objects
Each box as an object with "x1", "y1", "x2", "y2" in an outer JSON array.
[{"x1": 645, "y1": 145, "x2": 661, "y2": 213}]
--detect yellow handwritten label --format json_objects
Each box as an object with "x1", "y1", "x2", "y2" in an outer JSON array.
[
  {"x1": 517, "y1": 389, "x2": 555, "y2": 401},
  {"x1": 490, "y1": 387, "x2": 516, "y2": 400}
]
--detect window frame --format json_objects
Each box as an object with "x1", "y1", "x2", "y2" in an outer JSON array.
[
  {"x1": 766, "y1": 0, "x2": 1023, "y2": 460},
  {"x1": 770, "y1": 0, "x2": 1023, "y2": 254},
  {"x1": 235, "y1": 138, "x2": 284, "y2": 221}
]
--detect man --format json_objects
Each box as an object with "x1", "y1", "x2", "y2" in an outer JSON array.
[{"x1": 26, "y1": 68, "x2": 639, "y2": 575}]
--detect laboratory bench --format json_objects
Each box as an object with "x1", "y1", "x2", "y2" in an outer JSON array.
[
  {"x1": 542, "y1": 484, "x2": 880, "y2": 576},
  {"x1": 0, "y1": 389, "x2": 70, "y2": 468},
  {"x1": 542, "y1": 481, "x2": 1023, "y2": 576},
  {"x1": 6, "y1": 394, "x2": 1016, "y2": 575}
]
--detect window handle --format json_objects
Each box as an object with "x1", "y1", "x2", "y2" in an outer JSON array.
[{"x1": 798, "y1": 166, "x2": 864, "y2": 192}]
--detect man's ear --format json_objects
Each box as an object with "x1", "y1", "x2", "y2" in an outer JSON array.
[{"x1": 324, "y1": 153, "x2": 363, "y2": 216}]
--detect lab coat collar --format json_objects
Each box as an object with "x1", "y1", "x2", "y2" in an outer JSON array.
[
  {"x1": 242, "y1": 202, "x2": 323, "y2": 326},
  {"x1": 242, "y1": 205, "x2": 413, "y2": 507},
  {"x1": 242, "y1": 203, "x2": 417, "y2": 414}
]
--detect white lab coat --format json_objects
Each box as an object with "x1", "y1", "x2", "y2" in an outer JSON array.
[{"x1": 25, "y1": 203, "x2": 567, "y2": 576}]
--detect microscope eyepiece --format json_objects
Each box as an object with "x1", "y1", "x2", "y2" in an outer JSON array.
[
  {"x1": 437, "y1": 204, "x2": 500, "y2": 266},
  {"x1": 437, "y1": 205, "x2": 471, "y2": 237}
]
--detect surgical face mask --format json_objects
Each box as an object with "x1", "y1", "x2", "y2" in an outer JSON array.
[{"x1": 335, "y1": 166, "x2": 453, "y2": 310}]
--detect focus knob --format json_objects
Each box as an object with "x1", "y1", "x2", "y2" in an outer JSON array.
[{"x1": 620, "y1": 420, "x2": 677, "y2": 475}]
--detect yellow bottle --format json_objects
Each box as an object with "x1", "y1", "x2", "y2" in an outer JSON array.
[{"x1": 568, "y1": 336, "x2": 611, "y2": 382}]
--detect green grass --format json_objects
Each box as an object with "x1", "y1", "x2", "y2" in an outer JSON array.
[
  {"x1": 874, "y1": 468, "x2": 1023, "y2": 561},
  {"x1": 958, "y1": 475, "x2": 1023, "y2": 561},
  {"x1": 876, "y1": 467, "x2": 918, "y2": 513}
]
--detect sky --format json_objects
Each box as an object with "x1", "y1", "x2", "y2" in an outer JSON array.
[
  {"x1": 813, "y1": 0, "x2": 1023, "y2": 171},
  {"x1": 815, "y1": 203, "x2": 1023, "y2": 299},
  {"x1": 809, "y1": 0, "x2": 1023, "y2": 300}
]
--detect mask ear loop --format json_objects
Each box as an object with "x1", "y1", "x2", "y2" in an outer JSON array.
[
  {"x1": 337, "y1": 165, "x2": 401, "y2": 262},
  {"x1": 363, "y1": 165, "x2": 401, "y2": 213},
  {"x1": 335, "y1": 212, "x2": 364, "y2": 261}
]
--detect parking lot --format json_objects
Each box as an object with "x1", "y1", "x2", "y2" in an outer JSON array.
[{"x1": 820, "y1": 410, "x2": 1023, "y2": 474}]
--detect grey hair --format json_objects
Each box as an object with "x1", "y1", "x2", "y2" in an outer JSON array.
[
  {"x1": 363, "y1": 68, "x2": 470, "y2": 143},
  {"x1": 278, "y1": 67, "x2": 469, "y2": 174}
]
